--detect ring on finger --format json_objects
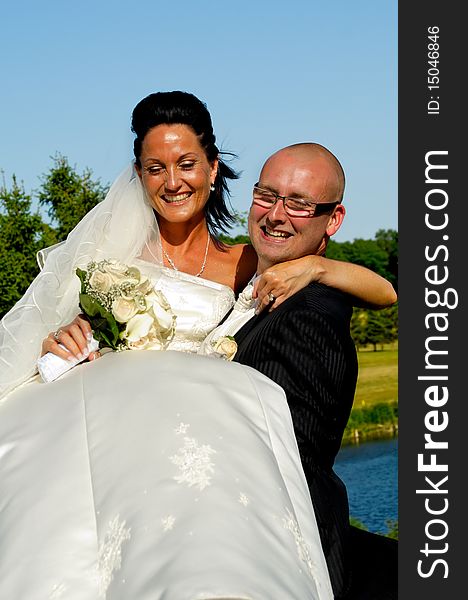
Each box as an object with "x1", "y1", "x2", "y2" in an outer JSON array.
[
  {"x1": 268, "y1": 292, "x2": 275, "y2": 303},
  {"x1": 53, "y1": 329, "x2": 63, "y2": 342}
]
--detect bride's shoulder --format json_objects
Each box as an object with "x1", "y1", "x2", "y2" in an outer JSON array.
[{"x1": 220, "y1": 242, "x2": 257, "y2": 293}]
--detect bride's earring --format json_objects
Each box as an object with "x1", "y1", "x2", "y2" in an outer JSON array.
[{"x1": 210, "y1": 184, "x2": 215, "y2": 192}]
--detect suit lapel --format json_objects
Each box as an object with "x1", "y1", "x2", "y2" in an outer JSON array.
[
  {"x1": 234, "y1": 305, "x2": 275, "y2": 347},
  {"x1": 234, "y1": 312, "x2": 261, "y2": 346}
]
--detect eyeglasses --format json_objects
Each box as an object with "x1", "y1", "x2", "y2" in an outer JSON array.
[{"x1": 252, "y1": 185, "x2": 340, "y2": 218}]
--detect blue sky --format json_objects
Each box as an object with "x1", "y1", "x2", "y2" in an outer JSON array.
[{"x1": 0, "y1": 0, "x2": 397, "y2": 242}]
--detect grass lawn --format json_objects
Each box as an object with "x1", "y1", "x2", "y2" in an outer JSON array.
[{"x1": 353, "y1": 344, "x2": 398, "y2": 409}]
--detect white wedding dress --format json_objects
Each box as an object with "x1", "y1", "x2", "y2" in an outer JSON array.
[{"x1": 0, "y1": 264, "x2": 333, "y2": 600}]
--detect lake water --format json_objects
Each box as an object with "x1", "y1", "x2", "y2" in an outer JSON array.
[{"x1": 334, "y1": 437, "x2": 398, "y2": 534}]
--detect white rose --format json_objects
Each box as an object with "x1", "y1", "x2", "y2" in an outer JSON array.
[
  {"x1": 127, "y1": 326, "x2": 164, "y2": 351},
  {"x1": 103, "y1": 260, "x2": 129, "y2": 277},
  {"x1": 111, "y1": 296, "x2": 139, "y2": 323},
  {"x1": 145, "y1": 327, "x2": 164, "y2": 350},
  {"x1": 213, "y1": 336, "x2": 237, "y2": 361},
  {"x1": 126, "y1": 265, "x2": 141, "y2": 279},
  {"x1": 146, "y1": 338, "x2": 164, "y2": 350},
  {"x1": 127, "y1": 336, "x2": 150, "y2": 350},
  {"x1": 146, "y1": 289, "x2": 171, "y2": 311},
  {"x1": 88, "y1": 270, "x2": 114, "y2": 294},
  {"x1": 134, "y1": 275, "x2": 152, "y2": 295},
  {"x1": 152, "y1": 304, "x2": 174, "y2": 333},
  {"x1": 119, "y1": 273, "x2": 141, "y2": 288},
  {"x1": 146, "y1": 291, "x2": 174, "y2": 332},
  {"x1": 100, "y1": 261, "x2": 138, "y2": 287},
  {"x1": 114, "y1": 274, "x2": 140, "y2": 288},
  {"x1": 121, "y1": 313, "x2": 155, "y2": 343}
]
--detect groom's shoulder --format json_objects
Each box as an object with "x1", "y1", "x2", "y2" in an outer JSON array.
[{"x1": 284, "y1": 283, "x2": 353, "y2": 321}]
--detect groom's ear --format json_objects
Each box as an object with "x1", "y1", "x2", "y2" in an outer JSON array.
[{"x1": 325, "y1": 204, "x2": 345, "y2": 237}]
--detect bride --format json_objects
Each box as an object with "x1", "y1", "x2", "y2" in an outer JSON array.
[{"x1": 0, "y1": 91, "x2": 395, "y2": 599}]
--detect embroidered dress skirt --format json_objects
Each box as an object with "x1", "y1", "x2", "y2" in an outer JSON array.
[{"x1": 0, "y1": 351, "x2": 332, "y2": 599}]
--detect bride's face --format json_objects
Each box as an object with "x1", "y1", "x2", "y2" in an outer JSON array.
[{"x1": 136, "y1": 124, "x2": 218, "y2": 227}]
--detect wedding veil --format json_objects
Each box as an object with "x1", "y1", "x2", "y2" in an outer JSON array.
[{"x1": 0, "y1": 164, "x2": 162, "y2": 400}]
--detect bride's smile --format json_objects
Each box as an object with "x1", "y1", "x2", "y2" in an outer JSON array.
[{"x1": 161, "y1": 191, "x2": 191, "y2": 204}]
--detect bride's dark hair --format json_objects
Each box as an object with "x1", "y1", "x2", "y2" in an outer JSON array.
[{"x1": 131, "y1": 91, "x2": 239, "y2": 239}]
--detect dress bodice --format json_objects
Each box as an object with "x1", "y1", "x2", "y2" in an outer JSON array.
[{"x1": 133, "y1": 260, "x2": 235, "y2": 353}]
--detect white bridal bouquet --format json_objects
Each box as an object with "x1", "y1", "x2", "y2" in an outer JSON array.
[
  {"x1": 37, "y1": 260, "x2": 175, "y2": 383},
  {"x1": 76, "y1": 259, "x2": 175, "y2": 351}
]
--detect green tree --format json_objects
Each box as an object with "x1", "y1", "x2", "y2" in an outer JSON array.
[
  {"x1": 0, "y1": 175, "x2": 55, "y2": 317},
  {"x1": 219, "y1": 233, "x2": 251, "y2": 245},
  {"x1": 349, "y1": 516, "x2": 399, "y2": 540},
  {"x1": 38, "y1": 154, "x2": 108, "y2": 240},
  {"x1": 328, "y1": 238, "x2": 389, "y2": 278},
  {"x1": 351, "y1": 305, "x2": 398, "y2": 350},
  {"x1": 219, "y1": 210, "x2": 251, "y2": 245},
  {"x1": 1, "y1": 157, "x2": 108, "y2": 317},
  {"x1": 385, "y1": 519, "x2": 399, "y2": 540},
  {"x1": 349, "y1": 516, "x2": 369, "y2": 531},
  {"x1": 375, "y1": 229, "x2": 398, "y2": 290}
]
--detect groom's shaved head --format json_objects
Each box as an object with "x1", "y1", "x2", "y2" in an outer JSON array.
[{"x1": 260, "y1": 143, "x2": 345, "y2": 204}]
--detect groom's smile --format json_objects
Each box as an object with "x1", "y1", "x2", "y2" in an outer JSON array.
[{"x1": 261, "y1": 225, "x2": 291, "y2": 240}]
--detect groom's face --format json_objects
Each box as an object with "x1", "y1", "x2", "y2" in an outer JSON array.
[{"x1": 249, "y1": 147, "x2": 345, "y2": 273}]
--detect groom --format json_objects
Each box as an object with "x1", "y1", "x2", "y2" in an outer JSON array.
[{"x1": 223, "y1": 143, "x2": 396, "y2": 598}]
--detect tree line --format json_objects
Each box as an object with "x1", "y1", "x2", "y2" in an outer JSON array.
[
  {"x1": 0, "y1": 156, "x2": 107, "y2": 318},
  {"x1": 1, "y1": 156, "x2": 398, "y2": 350},
  {"x1": 328, "y1": 230, "x2": 398, "y2": 351}
]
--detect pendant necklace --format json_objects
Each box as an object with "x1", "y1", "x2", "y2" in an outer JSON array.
[{"x1": 162, "y1": 232, "x2": 210, "y2": 277}]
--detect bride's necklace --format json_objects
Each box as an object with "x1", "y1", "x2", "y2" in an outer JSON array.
[{"x1": 162, "y1": 232, "x2": 210, "y2": 277}]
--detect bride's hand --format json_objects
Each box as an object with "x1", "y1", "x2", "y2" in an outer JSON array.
[
  {"x1": 42, "y1": 315, "x2": 101, "y2": 361},
  {"x1": 253, "y1": 256, "x2": 318, "y2": 313}
]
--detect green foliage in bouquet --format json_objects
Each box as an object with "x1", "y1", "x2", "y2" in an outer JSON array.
[{"x1": 76, "y1": 268, "x2": 121, "y2": 350}]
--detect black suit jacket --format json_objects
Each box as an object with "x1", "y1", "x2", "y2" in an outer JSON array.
[{"x1": 234, "y1": 283, "x2": 358, "y2": 598}]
